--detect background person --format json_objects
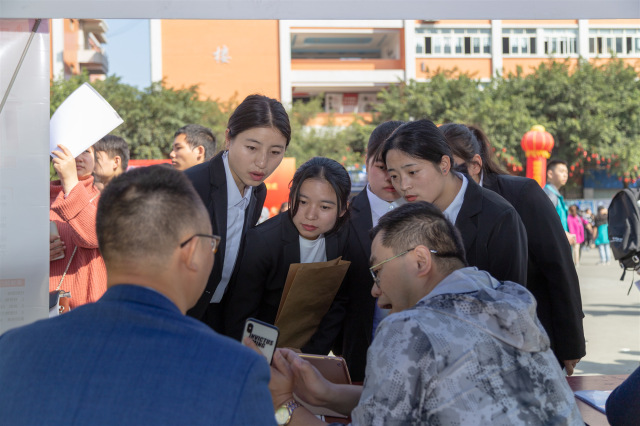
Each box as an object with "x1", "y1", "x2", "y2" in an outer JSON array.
[
  {"x1": 185, "y1": 94, "x2": 291, "y2": 333},
  {"x1": 1, "y1": 166, "x2": 275, "y2": 425},
  {"x1": 93, "y1": 134, "x2": 129, "y2": 189},
  {"x1": 441, "y1": 123, "x2": 585, "y2": 374},
  {"x1": 544, "y1": 159, "x2": 576, "y2": 244},
  {"x1": 382, "y1": 119, "x2": 528, "y2": 286},
  {"x1": 50, "y1": 144, "x2": 106, "y2": 309},
  {"x1": 225, "y1": 157, "x2": 351, "y2": 355},
  {"x1": 170, "y1": 124, "x2": 217, "y2": 171},
  {"x1": 594, "y1": 206, "x2": 612, "y2": 265},
  {"x1": 336, "y1": 120, "x2": 404, "y2": 382},
  {"x1": 567, "y1": 204, "x2": 586, "y2": 266},
  {"x1": 262, "y1": 202, "x2": 581, "y2": 426}
]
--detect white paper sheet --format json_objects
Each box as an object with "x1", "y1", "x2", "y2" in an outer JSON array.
[{"x1": 49, "y1": 82, "x2": 123, "y2": 158}]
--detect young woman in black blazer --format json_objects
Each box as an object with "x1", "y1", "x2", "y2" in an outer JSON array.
[
  {"x1": 382, "y1": 119, "x2": 528, "y2": 286},
  {"x1": 440, "y1": 123, "x2": 585, "y2": 375},
  {"x1": 225, "y1": 157, "x2": 351, "y2": 354},
  {"x1": 184, "y1": 94, "x2": 291, "y2": 333}
]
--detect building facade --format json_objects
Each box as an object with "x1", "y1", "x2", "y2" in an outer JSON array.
[
  {"x1": 50, "y1": 19, "x2": 109, "y2": 81},
  {"x1": 151, "y1": 19, "x2": 640, "y2": 117}
]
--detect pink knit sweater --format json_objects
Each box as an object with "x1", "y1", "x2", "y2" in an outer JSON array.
[{"x1": 50, "y1": 176, "x2": 107, "y2": 309}]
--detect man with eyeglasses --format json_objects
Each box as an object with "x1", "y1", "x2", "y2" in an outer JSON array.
[
  {"x1": 263, "y1": 201, "x2": 581, "y2": 425},
  {"x1": 0, "y1": 165, "x2": 275, "y2": 425}
]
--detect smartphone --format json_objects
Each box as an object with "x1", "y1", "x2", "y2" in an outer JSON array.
[
  {"x1": 241, "y1": 318, "x2": 279, "y2": 365},
  {"x1": 50, "y1": 221, "x2": 65, "y2": 260}
]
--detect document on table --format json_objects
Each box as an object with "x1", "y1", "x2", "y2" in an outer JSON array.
[
  {"x1": 574, "y1": 390, "x2": 612, "y2": 414},
  {"x1": 50, "y1": 82, "x2": 123, "y2": 158}
]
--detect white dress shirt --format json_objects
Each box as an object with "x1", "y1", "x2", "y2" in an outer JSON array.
[
  {"x1": 211, "y1": 152, "x2": 252, "y2": 303},
  {"x1": 443, "y1": 173, "x2": 468, "y2": 225}
]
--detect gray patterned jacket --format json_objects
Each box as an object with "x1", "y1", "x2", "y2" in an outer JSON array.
[{"x1": 348, "y1": 267, "x2": 582, "y2": 426}]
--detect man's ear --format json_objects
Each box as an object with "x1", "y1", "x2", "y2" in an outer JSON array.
[
  {"x1": 195, "y1": 145, "x2": 205, "y2": 160},
  {"x1": 180, "y1": 237, "x2": 200, "y2": 272},
  {"x1": 113, "y1": 156, "x2": 121, "y2": 172},
  {"x1": 412, "y1": 245, "x2": 432, "y2": 277}
]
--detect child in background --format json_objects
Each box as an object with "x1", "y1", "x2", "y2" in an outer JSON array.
[{"x1": 594, "y1": 206, "x2": 611, "y2": 265}]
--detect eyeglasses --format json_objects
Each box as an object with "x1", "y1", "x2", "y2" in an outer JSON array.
[
  {"x1": 180, "y1": 234, "x2": 221, "y2": 254},
  {"x1": 369, "y1": 247, "x2": 457, "y2": 288},
  {"x1": 369, "y1": 247, "x2": 416, "y2": 288}
]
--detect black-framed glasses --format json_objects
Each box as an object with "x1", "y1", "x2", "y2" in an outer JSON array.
[{"x1": 180, "y1": 234, "x2": 221, "y2": 254}]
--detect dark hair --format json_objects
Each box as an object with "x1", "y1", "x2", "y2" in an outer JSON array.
[
  {"x1": 97, "y1": 165, "x2": 208, "y2": 266},
  {"x1": 288, "y1": 157, "x2": 351, "y2": 235},
  {"x1": 568, "y1": 204, "x2": 578, "y2": 215},
  {"x1": 174, "y1": 124, "x2": 217, "y2": 160},
  {"x1": 381, "y1": 119, "x2": 453, "y2": 167},
  {"x1": 93, "y1": 135, "x2": 130, "y2": 171},
  {"x1": 547, "y1": 159, "x2": 568, "y2": 172},
  {"x1": 439, "y1": 123, "x2": 508, "y2": 176},
  {"x1": 227, "y1": 94, "x2": 291, "y2": 147},
  {"x1": 367, "y1": 120, "x2": 404, "y2": 162},
  {"x1": 371, "y1": 201, "x2": 467, "y2": 273}
]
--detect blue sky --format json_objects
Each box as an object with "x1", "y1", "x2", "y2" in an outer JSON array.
[{"x1": 104, "y1": 19, "x2": 151, "y2": 89}]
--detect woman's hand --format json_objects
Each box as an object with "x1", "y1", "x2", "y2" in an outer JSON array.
[
  {"x1": 50, "y1": 235, "x2": 65, "y2": 261},
  {"x1": 51, "y1": 144, "x2": 79, "y2": 195}
]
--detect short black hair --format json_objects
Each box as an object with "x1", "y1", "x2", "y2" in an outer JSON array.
[
  {"x1": 174, "y1": 124, "x2": 217, "y2": 160},
  {"x1": 371, "y1": 201, "x2": 467, "y2": 273},
  {"x1": 97, "y1": 165, "x2": 208, "y2": 267},
  {"x1": 288, "y1": 157, "x2": 351, "y2": 235},
  {"x1": 227, "y1": 94, "x2": 291, "y2": 147},
  {"x1": 94, "y1": 135, "x2": 130, "y2": 171},
  {"x1": 547, "y1": 159, "x2": 568, "y2": 173},
  {"x1": 367, "y1": 120, "x2": 404, "y2": 162},
  {"x1": 382, "y1": 119, "x2": 454, "y2": 168}
]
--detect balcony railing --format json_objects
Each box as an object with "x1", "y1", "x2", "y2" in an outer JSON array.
[{"x1": 291, "y1": 58, "x2": 403, "y2": 71}]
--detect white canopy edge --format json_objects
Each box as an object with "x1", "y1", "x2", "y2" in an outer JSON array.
[{"x1": 2, "y1": 0, "x2": 639, "y2": 20}]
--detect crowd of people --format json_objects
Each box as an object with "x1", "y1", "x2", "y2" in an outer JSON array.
[{"x1": 0, "y1": 93, "x2": 637, "y2": 425}]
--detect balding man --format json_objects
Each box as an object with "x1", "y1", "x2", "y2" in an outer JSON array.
[{"x1": 0, "y1": 166, "x2": 274, "y2": 425}]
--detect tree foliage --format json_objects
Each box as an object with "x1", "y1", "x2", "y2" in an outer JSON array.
[{"x1": 373, "y1": 58, "x2": 640, "y2": 185}]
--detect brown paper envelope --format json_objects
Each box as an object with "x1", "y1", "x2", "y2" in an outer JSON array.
[
  {"x1": 275, "y1": 259, "x2": 350, "y2": 349},
  {"x1": 275, "y1": 257, "x2": 342, "y2": 323}
]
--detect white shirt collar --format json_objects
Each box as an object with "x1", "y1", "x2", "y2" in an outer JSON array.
[
  {"x1": 443, "y1": 173, "x2": 468, "y2": 225},
  {"x1": 366, "y1": 185, "x2": 405, "y2": 225},
  {"x1": 222, "y1": 151, "x2": 251, "y2": 209}
]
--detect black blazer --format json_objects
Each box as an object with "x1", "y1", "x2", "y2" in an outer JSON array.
[
  {"x1": 483, "y1": 173, "x2": 585, "y2": 361},
  {"x1": 184, "y1": 151, "x2": 266, "y2": 320},
  {"x1": 224, "y1": 212, "x2": 350, "y2": 354},
  {"x1": 337, "y1": 190, "x2": 377, "y2": 382},
  {"x1": 455, "y1": 176, "x2": 528, "y2": 286}
]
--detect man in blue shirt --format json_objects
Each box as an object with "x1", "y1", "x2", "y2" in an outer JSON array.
[
  {"x1": 544, "y1": 159, "x2": 576, "y2": 244},
  {"x1": 0, "y1": 166, "x2": 275, "y2": 425}
]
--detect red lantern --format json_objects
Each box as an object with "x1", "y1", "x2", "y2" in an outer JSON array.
[{"x1": 521, "y1": 125, "x2": 555, "y2": 187}]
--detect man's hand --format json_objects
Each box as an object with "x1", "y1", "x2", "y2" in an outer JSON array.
[
  {"x1": 51, "y1": 144, "x2": 79, "y2": 195},
  {"x1": 282, "y1": 349, "x2": 333, "y2": 407},
  {"x1": 563, "y1": 358, "x2": 580, "y2": 376},
  {"x1": 50, "y1": 235, "x2": 65, "y2": 262}
]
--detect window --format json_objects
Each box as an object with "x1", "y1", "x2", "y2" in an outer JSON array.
[
  {"x1": 416, "y1": 27, "x2": 491, "y2": 56},
  {"x1": 589, "y1": 28, "x2": 640, "y2": 56},
  {"x1": 541, "y1": 29, "x2": 578, "y2": 55},
  {"x1": 502, "y1": 28, "x2": 537, "y2": 55}
]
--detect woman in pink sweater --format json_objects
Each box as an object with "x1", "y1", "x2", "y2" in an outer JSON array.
[
  {"x1": 50, "y1": 144, "x2": 107, "y2": 309},
  {"x1": 567, "y1": 204, "x2": 586, "y2": 267}
]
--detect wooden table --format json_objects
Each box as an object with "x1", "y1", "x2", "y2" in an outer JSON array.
[{"x1": 566, "y1": 375, "x2": 628, "y2": 426}]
